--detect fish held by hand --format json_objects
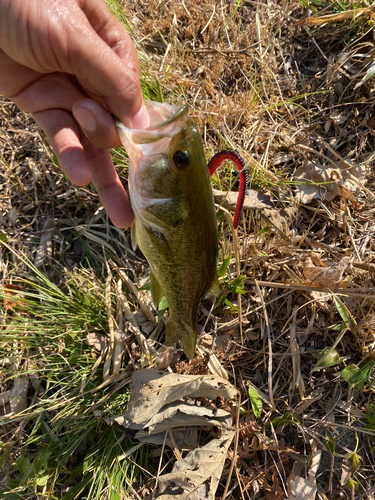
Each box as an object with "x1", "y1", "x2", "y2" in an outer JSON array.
[{"x1": 116, "y1": 101, "x2": 219, "y2": 358}]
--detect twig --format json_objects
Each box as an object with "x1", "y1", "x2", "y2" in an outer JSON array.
[
  {"x1": 245, "y1": 279, "x2": 375, "y2": 298},
  {"x1": 153, "y1": 431, "x2": 168, "y2": 499},
  {"x1": 169, "y1": 430, "x2": 183, "y2": 461},
  {"x1": 222, "y1": 393, "x2": 241, "y2": 500},
  {"x1": 201, "y1": 4, "x2": 216, "y2": 34},
  {"x1": 117, "y1": 268, "x2": 157, "y2": 324},
  {"x1": 290, "y1": 305, "x2": 305, "y2": 399},
  {"x1": 343, "y1": 213, "x2": 361, "y2": 262},
  {"x1": 103, "y1": 261, "x2": 115, "y2": 381},
  {"x1": 353, "y1": 262, "x2": 375, "y2": 273},
  {"x1": 310, "y1": 134, "x2": 375, "y2": 201},
  {"x1": 233, "y1": 228, "x2": 243, "y2": 345},
  {"x1": 254, "y1": 279, "x2": 276, "y2": 410}
]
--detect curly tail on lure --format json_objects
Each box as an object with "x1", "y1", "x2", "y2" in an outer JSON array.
[{"x1": 207, "y1": 150, "x2": 248, "y2": 229}]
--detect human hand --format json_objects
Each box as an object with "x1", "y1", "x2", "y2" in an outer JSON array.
[{"x1": 0, "y1": 0, "x2": 149, "y2": 227}]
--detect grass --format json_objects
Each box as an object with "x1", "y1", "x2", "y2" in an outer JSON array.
[
  {"x1": 1, "y1": 0, "x2": 375, "y2": 498},
  {"x1": 0, "y1": 255, "x2": 147, "y2": 499}
]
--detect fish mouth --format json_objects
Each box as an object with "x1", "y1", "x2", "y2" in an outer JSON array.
[
  {"x1": 116, "y1": 101, "x2": 191, "y2": 221},
  {"x1": 116, "y1": 101, "x2": 189, "y2": 156},
  {"x1": 144, "y1": 101, "x2": 188, "y2": 132}
]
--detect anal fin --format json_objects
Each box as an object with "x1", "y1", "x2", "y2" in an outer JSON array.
[{"x1": 206, "y1": 273, "x2": 220, "y2": 297}]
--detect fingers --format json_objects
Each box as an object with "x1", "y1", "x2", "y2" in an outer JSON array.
[
  {"x1": 9, "y1": 73, "x2": 123, "y2": 149},
  {"x1": 10, "y1": 73, "x2": 86, "y2": 113},
  {"x1": 0, "y1": 0, "x2": 143, "y2": 228},
  {"x1": 72, "y1": 98, "x2": 122, "y2": 149},
  {"x1": 32, "y1": 109, "x2": 92, "y2": 186},
  {"x1": 81, "y1": 139, "x2": 134, "y2": 228},
  {"x1": 1, "y1": 0, "x2": 150, "y2": 128},
  {"x1": 130, "y1": 104, "x2": 150, "y2": 130},
  {"x1": 66, "y1": 0, "x2": 150, "y2": 128},
  {"x1": 33, "y1": 108, "x2": 134, "y2": 228},
  {"x1": 72, "y1": 98, "x2": 150, "y2": 147},
  {"x1": 79, "y1": 135, "x2": 134, "y2": 228}
]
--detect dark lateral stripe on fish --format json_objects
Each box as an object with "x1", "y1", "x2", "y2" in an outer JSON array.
[{"x1": 207, "y1": 150, "x2": 248, "y2": 230}]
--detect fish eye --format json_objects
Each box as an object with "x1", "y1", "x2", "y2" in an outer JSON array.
[{"x1": 172, "y1": 150, "x2": 190, "y2": 169}]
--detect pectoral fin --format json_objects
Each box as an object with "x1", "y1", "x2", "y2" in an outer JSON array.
[
  {"x1": 131, "y1": 220, "x2": 138, "y2": 251},
  {"x1": 150, "y1": 270, "x2": 163, "y2": 307}
]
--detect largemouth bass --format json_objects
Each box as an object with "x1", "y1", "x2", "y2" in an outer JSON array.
[{"x1": 117, "y1": 101, "x2": 219, "y2": 358}]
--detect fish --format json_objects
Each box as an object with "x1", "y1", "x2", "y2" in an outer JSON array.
[{"x1": 117, "y1": 101, "x2": 219, "y2": 358}]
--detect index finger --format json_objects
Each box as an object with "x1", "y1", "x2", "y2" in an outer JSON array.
[{"x1": 70, "y1": 0, "x2": 149, "y2": 128}]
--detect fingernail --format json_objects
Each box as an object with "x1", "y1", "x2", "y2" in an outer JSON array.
[
  {"x1": 74, "y1": 107, "x2": 97, "y2": 132},
  {"x1": 131, "y1": 104, "x2": 150, "y2": 129}
]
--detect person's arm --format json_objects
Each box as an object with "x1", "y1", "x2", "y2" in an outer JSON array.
[{"x1": 0, "y1": 0, "x2": 149, "y2": 227}]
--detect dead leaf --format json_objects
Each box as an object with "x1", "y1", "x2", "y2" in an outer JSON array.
[
  {"x1": 264, "y1": 472, "x2": 284, "y2": 500},
  {"x1": 213, "y1": 188, "x2": 273, "y2": 211},
  {"x1": 7, "y1": 207, "x2": 18, "y2": 226},
  {"x1": 286, "y1": 450, "x2": 321, "y2": 500},
  {"x1": 301, "y1": 255, "x2": 351, "y2": 292},
  {"x1": 154, "y1": 346, "x2": 183, "y2": 371},
  {"x1": 3, "y1": 284, "x2": 24, "y2": 310},
  {"x1": 134, "y1": 401, "x2": 232, "y2": 437},
  {"x1": 107, "y1": 370, "x2": 236, "y2": 498},
  {"x1": 196, "y1": 347, "x2": 229, "y2": 380},
  {"x1": 357, "y1": 315, "x2": 375, "y2": 355},
  {"x1": 9, "y1": 375, "x2": 29, "y2": 414},
  {"x1": 239, "y1": 414, "x2": 262, "y2": 439},
  {"x1": 294, "y1": 160, "x2": 366, "y2": 204},
  {"x1": 141, "y1": 320, "x2": 156, "y2": 335},
  {"x1": 0, "y1": 390, "x2": 11, "y2": 416},
  {"x1": 287, "y1": 476, "x2": 317, "y2": 500},
  {"x1": 34, "y1": 220, "x2": 54, "y2": 268},
  {"x1": 199, "y1": 332, "x2": 231, "y2": 351},
  {"x1": 341, "y1": 455, "x2": 352, "y2": 486},
  {"x1": 109, "y1": 369, "x2": 237, "y2": 429},
  {"x1": 86, "y1": 332, "x2": 108, "y2": 353},
  {"x1": 136, "y1": 428, "x2": 198, "y2": 450},
  {"x1": 155, "y1": 429, "x2": 235, "y2": 500},
  {"x1": 262, "y1": 207, "x2": 299, "y2": 239},
  {"x1": 367, "y1": 116, "x2": 375, "y2": 130},
  {"x1": 295, "y1": 7, "x2": 373, "y2": 26}
]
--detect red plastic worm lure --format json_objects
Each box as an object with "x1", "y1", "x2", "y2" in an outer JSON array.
[{"x1": 207, "y1": 150, "x2": 248, "y2": 230}]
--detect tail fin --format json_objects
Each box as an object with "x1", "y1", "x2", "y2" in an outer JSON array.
[{"x1": 165, "y1": 319, "x2": 198, "y2": 359}]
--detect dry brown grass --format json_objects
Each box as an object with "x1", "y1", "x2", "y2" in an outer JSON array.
[{"x1": 2, "y1": 0, "x2": 375, "y2": 498}]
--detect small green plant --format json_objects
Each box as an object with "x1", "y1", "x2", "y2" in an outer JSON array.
[
  {"x1": 341, "y1": 359, "x2": 375, "y2": 391},
  {"x1": 248, "y1": 386, "x2": 262, "y2": 419},
  {"x1": 314, "y1": 347, "x2": 341, "y2": 370},
  {"x1": 343, "y1": 452, "x2": 361, "y2": 493},
  {"x1": 365, "y1": 403, "x2": 375, "y2": 429},
  {"x1": 269, "y1": 414, "x2": 300, "y2": 429},
  {"x1": 158, "y1": 295, "x2": 168, "y2": 320},
  {"x1": 216, "y1": 254, "x2": 246, "y2": 312},
  {"x1": 333, "y1": 296, "x2": 357, "y2": 333},
  {"x1": 326, "y1": 434, "x2": 337, "y2": 456}
]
